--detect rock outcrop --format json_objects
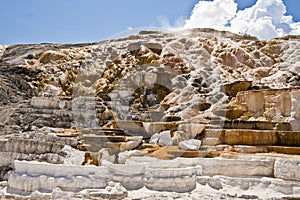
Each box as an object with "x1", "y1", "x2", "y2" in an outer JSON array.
[
  {"x1": 226, "y1": 88, "x2": 300, "y2": 130},
  {"x1": 0, "y1": 28, "x2": 299, "y2": 199}
]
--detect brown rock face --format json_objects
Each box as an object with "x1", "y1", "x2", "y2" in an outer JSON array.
[
  {"x1": 222, "y1": 80, "x2": 252, "y2": 97},
  {"x1": 135, "y1": 45, "x2": 160, "y2": 65},
  {"x1": 213, "y1": 104, "x2": 248, "y2": 120},
  {"x1": 226, "y1": 88, "x2": 300, "y2": 130}
]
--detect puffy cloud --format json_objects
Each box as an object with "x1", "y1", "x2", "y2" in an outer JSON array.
[
  {"x1": 290, "y1": 22, "x2": 300, "y2": 35},
  {"x1": 184, "y1": 0, "x2": 237, "y2": 30},
  {"x1": 184, "y1": 0, "x2": 300, "y2": 40},
  {"x1": 230, "y1": 0, "x2": 300, "y2": 39}
]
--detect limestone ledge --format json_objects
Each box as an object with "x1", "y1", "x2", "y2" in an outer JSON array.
[
  {"x1": 0, "y1": 138, "x2": 65, "y2": 155},
  {"x1": 22, "y1": 131, "x2": 78, "y2": 148},
  {"x1": 128, "y1": 156, "x2": 274, "y2": 177},
  {"x1": 143, "y1": 165, "x2": 202, "y2": 192},
  {"x1": 230, "y1": 88, "x2": 300, "y2": 131},
  {"x1": 2, "y1": 181, "x2": 128, "y2": 200},
  {"x1": 8, "y1": 161, "x2": 109, "y2": 194},
  {"x1": 274, "y1": 158, "x2": 300, "y2": 181},
  {"x1": 0, "y1": 132, "x2": 78, "y2": 180},
  {"x1": 144, "y1": 176, "x2": 197, "y2": 193},
  {"x1": 0, "y1": 152, "x2": 64, "y2": 167},
  {"x1": 6, "y1": 153, "x2": 300, "y2": 196},
  {"x1": 0, "y1": 136, "x2": 71, "y2": 173},
  {"x1": 197, "y1": 175, "x2": 300, "y2": 197},
  {"x1": 8, "y1": 159, "x2": 202, "y2": 193},
  {"x1": 144, "y1": 165, "x2": 202, "y2": 178},
  {"x1": 221, "y1": 129, "x2": 300, "y2": 146},
  {"x1": 18, "y1": 97, "x2": 74, "y2": 129}
]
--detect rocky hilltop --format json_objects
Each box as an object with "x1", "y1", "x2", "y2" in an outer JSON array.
[{"x1": 0, "y1": 28, "x2": 300, "y2": 199}]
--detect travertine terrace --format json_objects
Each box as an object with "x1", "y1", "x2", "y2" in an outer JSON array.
[{"x1": 0, "y1": 28, "x2": 299, "y2": 199}]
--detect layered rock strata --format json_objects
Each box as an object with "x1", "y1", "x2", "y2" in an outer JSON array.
[
  {"x1": 6, "y1": 155, "x2": 300, "y2": 198},
  {"x1": 0, "y1": 28, "x2": 299, "y2": 199}
]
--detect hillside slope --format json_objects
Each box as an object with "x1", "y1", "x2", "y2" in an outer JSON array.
[{"x1": 0, "y1": 28, "x2": 300, "y2": 199}]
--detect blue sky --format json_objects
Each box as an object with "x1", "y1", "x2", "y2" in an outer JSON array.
[{"x1": 0, "y1": 0, "x2": 299, "y2": 44}]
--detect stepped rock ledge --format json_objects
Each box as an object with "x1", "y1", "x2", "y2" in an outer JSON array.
[{"x1": 0, "y1": 28, "x2": 300, "y2": 199}]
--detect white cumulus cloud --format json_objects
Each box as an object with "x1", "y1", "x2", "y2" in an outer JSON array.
[
  {"x1": 185, "y1": 0, "x2": 237, "y2": 30},
  {"x1": 184, "y1": 0, "x2": 300, "y2": 40}
]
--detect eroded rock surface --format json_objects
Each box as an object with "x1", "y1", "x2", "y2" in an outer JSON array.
[{"x1": 0, "y1": 28, "x2": 299, "y2": 199}]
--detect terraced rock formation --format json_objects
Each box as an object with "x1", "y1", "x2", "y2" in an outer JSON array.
[{"x1": 0, "y1": 28, "x2": 299, "y2": 199}]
